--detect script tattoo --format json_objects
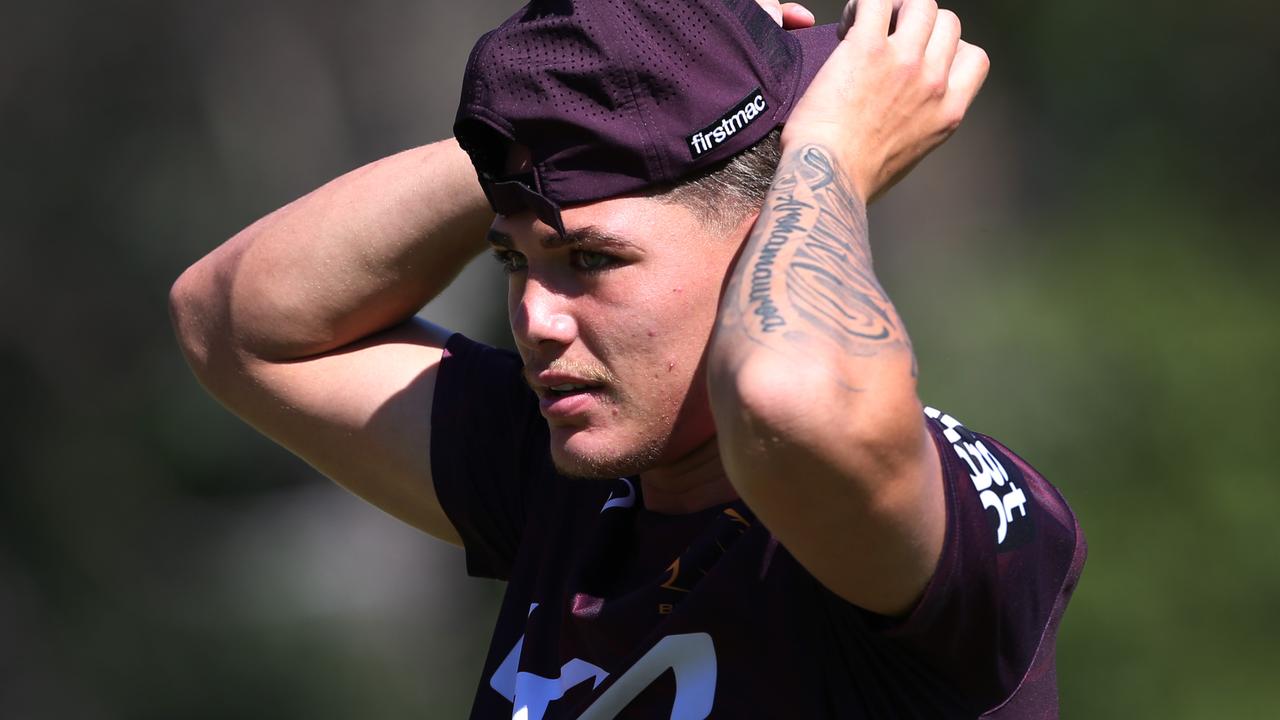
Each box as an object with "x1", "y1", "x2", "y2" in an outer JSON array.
[
  {"x1": 726, "y1": 144, "x2": 912, "y2": 366},
  {"x1": 745, "y1": 171, "x2": 811, "y2": 333},
  {"x1": 787, "y1": 147, "x2": 896, "y2": 345}
]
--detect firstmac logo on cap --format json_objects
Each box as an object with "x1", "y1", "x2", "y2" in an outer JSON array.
[{"x1": 687, "y1": 89, "x2": 768, "y2": 158}]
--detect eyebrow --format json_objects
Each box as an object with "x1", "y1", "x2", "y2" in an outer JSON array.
[{"x1": 485, "y1": 226, "x2": 641, "y2": 252}]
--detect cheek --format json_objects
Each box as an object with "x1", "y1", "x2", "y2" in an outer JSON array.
[
  {"x1": 600, "y1": 256, "x2": 731, "y2": 383},
  {"x1": 639, "y1": 275, "x2": 722, "y2": 354}
]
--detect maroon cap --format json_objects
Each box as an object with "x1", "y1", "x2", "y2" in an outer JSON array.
[{"x1": 454, "y1": 0, "x2": 839, "y2": 235}]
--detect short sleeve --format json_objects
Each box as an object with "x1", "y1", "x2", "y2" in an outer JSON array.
[
  {"x1": 430, "y1": 333, "x2": 555, "y2": 580},
  {"x1": 879, "y1": 408, "x2": 1088, "y2": 714}
]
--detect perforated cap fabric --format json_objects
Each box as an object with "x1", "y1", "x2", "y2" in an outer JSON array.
[{"x1": 454, "y1": 0, "x2": 839, "y2": 235}]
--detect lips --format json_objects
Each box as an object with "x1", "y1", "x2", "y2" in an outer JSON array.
[
  {"x1": 539, "y1": 390, "x2": 598, "y2": 421},
  {"x1": 530, "y1": 369, "x2": 606, "y2": 395},
  {"x1": 531, "y1": 371, "x2": 606, "y2": 422}
]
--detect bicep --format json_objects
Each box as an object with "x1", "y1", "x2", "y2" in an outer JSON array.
[{"x1": 212, "y1": 317, "x2": 462, "y2": 544}]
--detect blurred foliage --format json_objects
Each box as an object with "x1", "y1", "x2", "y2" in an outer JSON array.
[
  {"x1": 900, "y1": 204, "x2": 1279, "y2": 718},
  {"x1": 1, "y1": 0, "x2": 1276, "y2": 717}
]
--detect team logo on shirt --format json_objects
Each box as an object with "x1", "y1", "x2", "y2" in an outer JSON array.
[
  {"x1": 490, "y1": 603, "x2": 718, "y2": 719},
  {"x1": 925, "y1": 407, "x2": 1035, "y2": 551},
  {"x1": 600, "y1": 478, "x2": 636, "y2": 513}
]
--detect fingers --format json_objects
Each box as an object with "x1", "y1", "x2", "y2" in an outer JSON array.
[
  {"x1": 838, "y1": 0, "x2": 856, "y2": 39},
  {"x1": 946, "y1": 40, "x2": 990, "y2": 113},
  {"x1": 779, "y1": 2, "x2": 817, "y2": 29},
  {"x1": 837, "y1": 0, "x2": 985, "y2": 108},
  {"x1": 892, "y1": 0, "x2": 938, "y2": 57},
  {"x1": 839, "y1": 0, "x2": 917, "y2": 41},
  {"x1": 787, "y1": 0, "x2": 990, "y2": 200},
  {"x1": 757, "y1": 0, "x2": 816, "y2": 29},
  {"x1": 839, "y1": 0, "x2": 889, "y2": 41},
  {"x1": 922, "y1": 9, "x2": 962, "y2": 89}
]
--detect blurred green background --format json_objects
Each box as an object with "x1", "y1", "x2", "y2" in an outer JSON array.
[{"x1": 2, "y1": 0, "x2": 1276, "y2": 717}]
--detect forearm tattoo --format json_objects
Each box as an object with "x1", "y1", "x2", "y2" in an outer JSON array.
[{"x1": 724, "y1": 145, "x2": 913, "y2": 373}]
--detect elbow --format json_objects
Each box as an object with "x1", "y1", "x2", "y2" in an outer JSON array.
[
  {"x1": 708, "y1": 351, "x2": 817, "y2": 438},
  {"x1": 169, "y1": 266, "x2": 210, "y2": 374},
  {"x1": 168, "y1": 261, "x2": 234, "y2": 386},
  {"x1": 709, "y1": 351, "x2": 926, "y2": 485}
]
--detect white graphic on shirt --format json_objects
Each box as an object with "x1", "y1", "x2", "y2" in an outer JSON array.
[
  {"x1": 490, "y1": 603, "x2": 717, "y2": 719},
  {"x1": 491, "y1": 604, "x2": 609, "y2": 720},
  {"x1": 925, "y1": 407, "x2": 1029, "y2": 545},
  {"x1": 600, "y1": 477, "x2": 636, "y2": 513},
  {"x1": 576, "y1": 633, "x2": 716, "y2": 720}
]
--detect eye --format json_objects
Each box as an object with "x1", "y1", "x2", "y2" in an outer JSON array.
[
  {"x1": 490, "y1": 248, "x2": 527, "y2": 274},
  {"x1": 572, "y1": 250, "x2": 616, "y2": 273}
]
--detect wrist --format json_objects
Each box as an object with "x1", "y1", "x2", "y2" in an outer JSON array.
[{"x1": 775, "y1": 132, "x2": 872, "y2": 205}]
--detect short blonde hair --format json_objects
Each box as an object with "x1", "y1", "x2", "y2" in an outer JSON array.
[{"x1": 650, "y1": 128, "x2": 782, "y2": 232}]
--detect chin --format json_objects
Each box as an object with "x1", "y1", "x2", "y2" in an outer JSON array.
[{"x1": 548, "y1": 428, "x2": 663, "y2": 480}]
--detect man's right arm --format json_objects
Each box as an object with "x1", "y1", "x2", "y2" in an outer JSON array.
[{"x1": 168, "y1": 138, "x2": 493, "y2": 544}]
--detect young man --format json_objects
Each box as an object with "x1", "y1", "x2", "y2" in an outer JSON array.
[{"x1": 170, "y1": 0, "x2": 1085, "y2": 716}]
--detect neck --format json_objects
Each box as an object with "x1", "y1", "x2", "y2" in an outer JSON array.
[{"x1": 639, "y1": 438, "x2": 738, "y2": 514}]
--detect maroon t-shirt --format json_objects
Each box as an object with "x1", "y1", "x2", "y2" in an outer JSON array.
[{"x1": 431, "y1": 334, "x2": 1086, "y2": 719}]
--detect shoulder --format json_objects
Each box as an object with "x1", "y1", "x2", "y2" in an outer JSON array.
[
  {"x1": 431, "y1": 333, "x2": 540, "y2": 436},
  {"x1": 890, "y1": 406, "x2": 1087, "y2": 712},
  {"x1": 923, "y1": 405, "x2": 1084, "y2": 559}
]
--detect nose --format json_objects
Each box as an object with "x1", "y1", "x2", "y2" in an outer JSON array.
[{"x1": 511, "y1": 274, "x2": 578, "y2": 350}]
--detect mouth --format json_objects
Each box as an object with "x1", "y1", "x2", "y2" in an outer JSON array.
[
  {"x1": 531, "y1": 373, "x2": 610, "y2": 422},
  {"x1": 544, "y1": 382, "x2": 601, "y2": 398},
  {"x1": 525, "y1": 360, "x2": 619, "y2": 423},
  {"x1": 529, "y1": 364, "x2": 613, "y2": 398}
]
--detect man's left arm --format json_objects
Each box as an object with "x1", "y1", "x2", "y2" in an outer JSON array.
[{"x1": 707, "y1": 0, "x2": 989, "y2": 616}]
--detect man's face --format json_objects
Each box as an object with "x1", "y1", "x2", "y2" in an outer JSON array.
[{"x1": 488, "y1": 196, "x2": 748, "y2": 479}]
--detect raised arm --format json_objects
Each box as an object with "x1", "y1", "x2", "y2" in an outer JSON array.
[
  {"x1": 707, "y1": 0, "x2": 989, "y2": 615},
  {"x1": 169, "y1": 138, "x2": 492, "y2": 543}
]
